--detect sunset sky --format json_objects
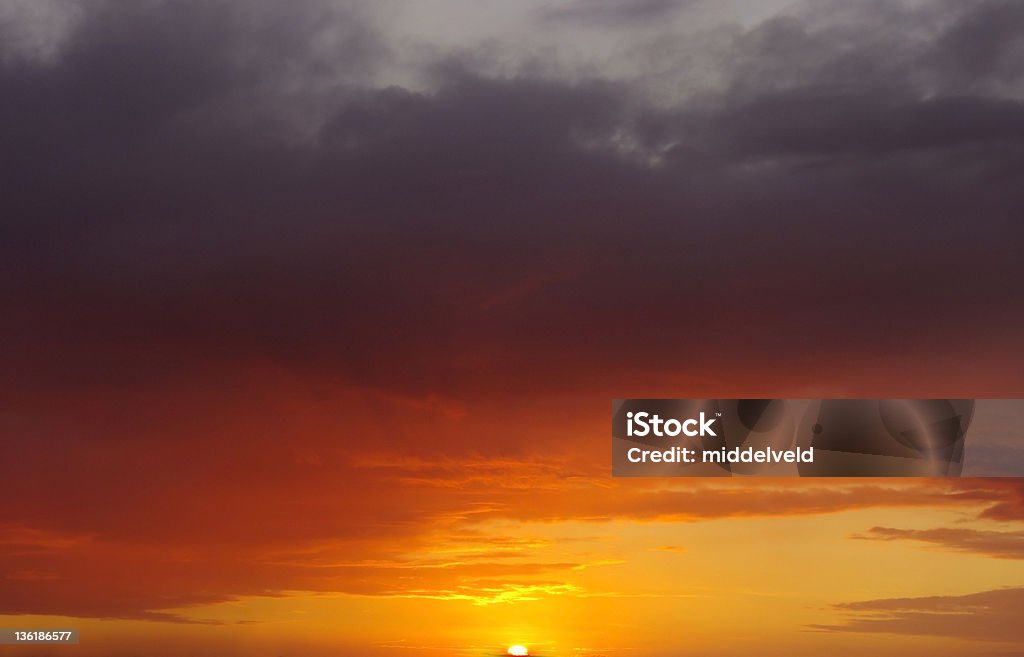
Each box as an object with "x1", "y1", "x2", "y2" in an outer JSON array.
[{"x1": 3, "y1": 0, "x2": 1024, "y2": 655}]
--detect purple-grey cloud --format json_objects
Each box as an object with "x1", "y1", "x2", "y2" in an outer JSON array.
[
  {"x1": 854, "y1": 526, "x2": 1024, "y2": 559},
  {"x1": 813, "y1": 587, "x2": 1024, "y2": 642}
]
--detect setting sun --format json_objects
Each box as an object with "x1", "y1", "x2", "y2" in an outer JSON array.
[{"x1": 507, "y1": 646, "x2": 529, "y2": 656}]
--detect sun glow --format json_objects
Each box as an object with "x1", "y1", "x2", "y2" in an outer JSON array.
[{"x1": 508, "y1": 646, "x2": 529, "y2": 656}]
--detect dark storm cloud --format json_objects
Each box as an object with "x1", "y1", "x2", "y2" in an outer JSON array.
[
  {"x1": 935, "y1": 0, "x2": 1024, "y2": 87},
  {"x1": 2, "y1": 0, "x2": 1024, "y2": 401},
  {"x1": 714, "y1": 93, "x2": 1024, "y2": 156},
  {"x1": 535, "y1": 0, "x2": 691, "y2": 27}
]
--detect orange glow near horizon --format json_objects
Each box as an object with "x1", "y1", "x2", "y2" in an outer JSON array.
[{"x1": 2, "y1": 376, "x2": 1024, "y2": 656}]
